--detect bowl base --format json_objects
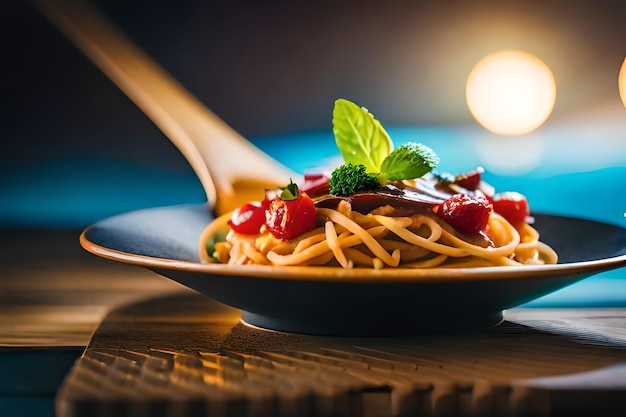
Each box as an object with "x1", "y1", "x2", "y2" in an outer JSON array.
[{"x1": 240, "y1": 310, "x2": 505, "y2": 337}]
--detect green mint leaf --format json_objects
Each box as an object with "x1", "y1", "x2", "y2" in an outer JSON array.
[
  {"x1": 380, "y1": 142, "x2": 439, "y2": 181},
  {"x1": 332, "y1": 98, "x2": 393, "y2": 173}
]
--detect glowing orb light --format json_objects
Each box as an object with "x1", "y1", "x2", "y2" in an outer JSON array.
[
  {"x1": 466, "y1": 50, "x2": 557, "y2": 136},
  {"x1": 619, "y1": 57, "x2": 626, "y2": 108}
]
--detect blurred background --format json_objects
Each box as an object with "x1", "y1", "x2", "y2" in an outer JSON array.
[{"x1": 3, "y1": 0, "x2": 625, "y2": 228}]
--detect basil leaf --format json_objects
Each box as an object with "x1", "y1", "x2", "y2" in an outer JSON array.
[
  {"x1": 380, "y1": 142, "x2": 439, "y2": 180},
  {"x1": 332, "y1": 99, "x2": 393, "y2": 173}
]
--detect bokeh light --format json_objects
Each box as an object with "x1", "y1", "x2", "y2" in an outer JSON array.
[
  {"x1": 466, "y1": 50, "x2": 557, "y2": 136},
  {"x1": 619, "y1": 57, "x2": 626, "y2": 108}
]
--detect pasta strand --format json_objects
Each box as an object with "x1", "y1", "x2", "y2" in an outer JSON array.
[{"x1": 200, "y1": 201, "x2": 557, "y2": 269}]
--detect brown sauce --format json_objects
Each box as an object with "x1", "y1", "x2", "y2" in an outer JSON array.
[
  {"x1": 314, "y1": 179, "x2": 450, "y2": 214},
  {"x1": 314, "y1": 179, "x2": 494, "y2": 248}
]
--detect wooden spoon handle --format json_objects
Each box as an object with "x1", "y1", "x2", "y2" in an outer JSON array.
[{"x1": 37, "y1": 0, "x2": 297, "y2": 215}]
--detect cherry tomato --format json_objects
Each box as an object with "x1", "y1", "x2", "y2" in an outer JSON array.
[
  {"x1": 265, "y1": 192, "x2": 317, "y2": 240},
  {"x1": 300, "y1": 172, "x2": 330, "y2": 197},
  {"x1": 492, "y1": 191, "x2": 530, "y2": 227},
  {"x1": 435, "y1": 194, "x2": 492, "y2": 234},
  {"x1": 303, "y1": 172, "x2": 326, "y2": 182},
  {"x1": 454, "y1": 167, "x2": 484, "y2": 191},
  {"x1": 227, "y1": 202, "x2": 266, "y2": 235}
]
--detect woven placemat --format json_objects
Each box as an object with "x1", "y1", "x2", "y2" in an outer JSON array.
[{"x1": 56, "y1": 292, "x2": 626, "y2": 417}]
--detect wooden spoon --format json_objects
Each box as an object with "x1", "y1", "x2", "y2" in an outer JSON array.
[{"x1": 36, "y1": 0, "x2": 298, "y2": 216}]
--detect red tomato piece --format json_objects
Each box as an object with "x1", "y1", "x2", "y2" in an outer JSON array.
[
  {"x1": 435, "y1": 194, "x2": 492, "y2": 234},
  {"x1": 492, "y1": 191, "x2": 530, "y2": 227},
  {"x1": 304, "y1": 172, "x2": 326, "y2": 181},
  {"x1": 300, "y1": 173, "x2": 330, "y2": 197},
  {"x1": 265, "y1": 192, "x2": 318, "y2": 240},
  {"x1": 227, "y1": 202, "x2": 266, "y2": 235},
  {"x1": 454, "y1": 167, "x2": 484, "y2": 191}
]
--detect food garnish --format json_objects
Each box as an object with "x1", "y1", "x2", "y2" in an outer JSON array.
[
  {"x1": 329, "y1": 163, "x2": 381, "y2": 196},
  {"x1": 435, "y1": 194, "x2": 492, "y2": 234},
  {"x1": 491, "y1": 191, "x2": 531, "y2": 228},
  {"x1": 332, "y1": 98, "x2": 393, "y2": 173},
  {"x1": 264, "y1": 179, "x2": 317, "y2": 240},
  {"x1": 300, "y1": 172, "x2": 330, "y2": 196},
  {"x1": 329, "y1": 99, "x2": 439, "y2": 196},
  {"x1": 453, "y1": 167, "x2": 485, "y2": 191},
  {"x1": 227, "y1": 202, "x2": 266, "y2": 235}
]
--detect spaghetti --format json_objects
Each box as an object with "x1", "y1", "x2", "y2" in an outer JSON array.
[{"x1": 199, "y1": 198, "x2": 558, "y2": 269}]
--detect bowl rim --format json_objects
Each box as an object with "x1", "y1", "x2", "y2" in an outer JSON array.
[{"x1": 80, "y1": 211, "x2": 626, "y2": 284}]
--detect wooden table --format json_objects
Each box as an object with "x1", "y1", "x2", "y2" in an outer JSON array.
[
  {"x1": 3, "y1": 229, "x2": 626, "y2": 417},
  {"x1": 0, "y1": 228, "x2": 184, "y2": 416}
]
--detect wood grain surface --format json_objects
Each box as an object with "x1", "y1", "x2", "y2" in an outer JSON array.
[
  {"x1": 0, "y1": 229, "x2": 185, "y2": 348},
  {"x1": 57, "y1": 292, "x2": 626, "y2": 417}
]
